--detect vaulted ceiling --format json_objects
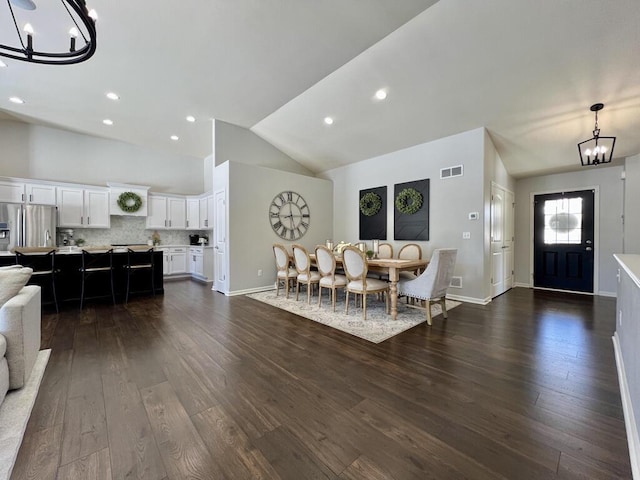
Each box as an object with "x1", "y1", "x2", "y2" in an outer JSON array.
[{"x1": 1, "y1": 0, "x2": 639, "y2": 178}]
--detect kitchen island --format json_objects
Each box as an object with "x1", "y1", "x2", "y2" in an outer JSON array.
[{"x1": 0, "y1": 247, "x2": 164, "y2": 308}]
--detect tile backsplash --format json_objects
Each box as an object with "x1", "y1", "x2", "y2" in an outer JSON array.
[{"x1": 58, "y1": 216, "x2": 210, "y2": 247}]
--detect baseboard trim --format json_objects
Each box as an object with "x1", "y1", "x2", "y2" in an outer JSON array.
[
  {"x1": 613, "y1": 332, "x2": 640, "y2": 479},
  {"x1": 514, "y1": 282, "x2": 531, "y2": 288},
  {"x1": 227, "y1": 285, "x2": 276, "y2": 297},
  {"x1": 598, "y1": 290, "x2": 617, "y2": 298},
  {"x1": 447, "y1": 294, "x2": 490, "y2": 305}
]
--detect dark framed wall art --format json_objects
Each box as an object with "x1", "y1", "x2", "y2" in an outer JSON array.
[
  {"x1": 359, "y1": 186, "x2": 387, "y2": 240},
  {"x1": 394, "y1": 179, "x2": 429, "y2": 240}
]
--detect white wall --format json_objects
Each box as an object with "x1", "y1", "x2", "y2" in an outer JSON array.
[
  {"x1": 515, "y1": 165, "x2": 624, "y2": 295},
  {"x1": 321, "y1": 128, "x2": 489, "y2": 303},
  {"x1": 221, "y1": 161, "x2": 333, "y2": 294},
  {"x1": 0, "y1": 121, "x2": 205, "y2": 194},
  {"x1": 214, "y1": 120, "x2": 313, "y2": 176},
  {"x1": 624, "y1": 154, "x2": 640, "y2": 254}
]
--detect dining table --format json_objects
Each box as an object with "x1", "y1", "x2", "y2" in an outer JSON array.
[{"x1": 309, "y1": 253, "x2": 428, "y2": 320}]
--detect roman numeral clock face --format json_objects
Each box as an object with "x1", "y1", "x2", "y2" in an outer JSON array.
[{"x1": 269, "y1": 191, "x2": 310, "y2": 240}]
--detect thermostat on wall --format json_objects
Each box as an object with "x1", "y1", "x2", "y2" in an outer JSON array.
[{"x1": 468, "y1": 212, "x2": 479, "y2": 220}]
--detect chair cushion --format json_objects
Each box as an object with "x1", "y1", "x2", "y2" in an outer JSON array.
[
  {"x1": 347, "y1": 278, "x2": 388, "y2": 292},
  {"x1": 277, "y1": 268, "x2": 297, "y2": 279},
  {"x1": 0, "y1": 334, "x2": 6, "y2": 358},
  {"x1": 320, "y1": 274, "x2": 348, "y2": 287},
  {"x1": 298, "y1": 272, "x2": 321, "y2": 282},
  {"x1": 0, "y1": 266, "x2": 33, "y2": 309}
]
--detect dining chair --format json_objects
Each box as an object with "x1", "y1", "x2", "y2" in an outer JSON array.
[
  {"x1": 124, "y1": 247, "x2": 156, "y2": 303},
  {"x1": 80, "y1": 248, "x2": 115, "y2": 309},
  {"x1": 398, "y1": 243, "x2": 423, "y2": 279},
  {"x1": 377, "y1": 243, "x2": 393, "y2": 259},
  {"x1": 342, "y1": 245, "x2": 388, "y2": 320},
  {"x1": 397, "y1": 248, "x2": 457, "y2": 325},
  {"x1": 14, "y1": 247, "x2": 58, "y2": 312},
  {"x1": 273, "y1": 243, "x2": 297, "y2": 298},
  {"x1": 315, "y1": 245, "x2": 347, "y2": 311},
  {"x1": 292, "y1": 244, "x2": 321, "y2": 303}
]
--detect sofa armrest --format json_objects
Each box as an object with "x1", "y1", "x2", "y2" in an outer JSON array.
[{"x1": 0, "y1": 285, "x2": 41, "y2": 390}]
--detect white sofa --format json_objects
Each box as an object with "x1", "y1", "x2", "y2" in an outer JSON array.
[{"x1": 0, "y1": 267, "x2": 41, "y2": 406}]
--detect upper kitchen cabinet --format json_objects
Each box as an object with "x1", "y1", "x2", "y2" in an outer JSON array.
[
  {"x1": 146, "y1": 194, "x2": 186, "y2": 229},
  {"x1": 58, "y1": 186, "x2": 110, "y2": 228},
  {"x1": 186, "y1": 197, "x2": 200, "y2": 230},
  {"x1": 0, "y1": 180, "x2": 56, "y2": 205},
  {"x1": 199, "y1": 194, "x2": 214, "y2": 229}
]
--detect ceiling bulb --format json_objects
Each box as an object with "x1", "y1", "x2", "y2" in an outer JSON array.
[
  {"x1": 102, "y1": 119, "x2": 113, "y2": 125},
  {"x1": 324, "y1": 117, "x2": 334, "y2": 125},
  {"x1": 1, "y1": 1, "x2": 97, "y2": 65},
  {"x1": 186, "y1": 115, "x2": 196, "y2": 123},
  {"x1": 9, "y1": 96, "x2": 24, "y2": 104},
  {"x1": 170, "y1": 135, "x2": 179, "y2": 141},
  {"x1": 10, "y1": 0, "x2": 35, "y2": 10},
  {"x1": 88, "y1": 9, "x2": 98, "y2": 21},
  {"x1": 106, "y1": 92, "x2": 119, "y2": 100},
  {"x1": 375, "y1": 89, "x2": 387, "y2": 100},
  {"x1": 0, "y1": 60, "x2": 6, "y2": 67},
  {"x1": 577, "y1": 103, "x2": 616, "y2": 167}
]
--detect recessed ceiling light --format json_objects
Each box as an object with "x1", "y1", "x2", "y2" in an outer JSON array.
[
  {"x1": 324, "y1": 117, "x2": 334, "y2": 125},
  {"x1": 103, "y1": 119, "x2": 113, "y2": 126},
  {"x1": 106, "y1": 92, "x2": 119, "y2": 100},
  {"x1": 9, "y1": 96, "x2": 24, "y2": 104},
  {"x1": 186, "y1": 115, "x2": 196, "y2": 123},
  {"x1": 170, "y1": 135, "x2": 179, "y2": 141},
  {"x1": 0, "y1": 60, "x2": 6, "y2": 68},
  {"x1": 375, "y1": 89, "x2": 387, "y2": 100}
]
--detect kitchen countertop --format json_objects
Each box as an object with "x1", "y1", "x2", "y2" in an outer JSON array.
[{"x1": 0, "y1": 244, "x2": 213, "y2": 256}]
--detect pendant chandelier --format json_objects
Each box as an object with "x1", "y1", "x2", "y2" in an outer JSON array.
[
  {"x1": 577, "y1": 103, "x2": 616, "y2": 167},
  {"x1": 0, "y1": 0, "x2": 97, "y2": 65}
]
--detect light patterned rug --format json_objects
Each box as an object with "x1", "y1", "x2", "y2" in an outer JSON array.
[
  {"x1": 247, "y1": 290, "x2": 460, "y2": 343},
  {"x1": 0, "y1": 349, "x2": 50, "y2": 480}
]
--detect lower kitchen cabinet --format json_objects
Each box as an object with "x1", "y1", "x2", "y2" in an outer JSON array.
[
  {"x1": 159, "y1": 246, "x2": 188, "y2": 275},
  {"x1": 189, "y1": 246, "x2": 213, "y2": 281}
]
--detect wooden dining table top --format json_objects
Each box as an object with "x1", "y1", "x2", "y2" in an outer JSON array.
[{"x1": 309, "y1": 253, "x2": 428, "y2": 270}]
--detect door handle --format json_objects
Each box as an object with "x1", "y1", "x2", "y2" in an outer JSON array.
[{"x1": 586, "y1": 247, "x2": 593, "y2": 251}]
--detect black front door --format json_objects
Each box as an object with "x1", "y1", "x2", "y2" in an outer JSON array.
[{"x1": 533, "y1": 190, "x2": 595, "y2": 293}]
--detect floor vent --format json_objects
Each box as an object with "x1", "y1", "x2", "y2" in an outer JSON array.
[
  {"x1": 450, "y1": 276, "x2": 462, "y2": 288},
  {"x1": 440, "y1": 165, "x2": 464, "y2": 179}
]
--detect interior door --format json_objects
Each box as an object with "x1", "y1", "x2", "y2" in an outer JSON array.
[
  {"x1": 533, "y1": 190, "x2": 595, "y2": 292},
  {"x1": 213, "y1": 190, "x2": 227, "y2": 293},
  {"x1": 491, "y1": 184, "x2": 514, "y2": 298}
]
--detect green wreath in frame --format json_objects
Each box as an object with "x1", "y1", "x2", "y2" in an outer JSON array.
[
  {"x1": 395, "y1": 188, "x2": 423, "y2": 215},
  {"x1": 117, "y1": 191, "x2": 143, "y2": 213},
  {"x1": 359, "y1": 192, "x2": 382, "y2": 217}
]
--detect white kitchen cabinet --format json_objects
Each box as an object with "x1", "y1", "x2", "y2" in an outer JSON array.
[
  {"x1": 58, "y1": 186, "x2": 110, "y2": 228},
  {"x1": 146, "y1": 194, "x2": 186, "y2": 229},
  {"x1": 159, "y1": 246, "x2": 188, "y2": 275},
  {"x1": 186, "y1": 197, "x2": 200, "y2": 230},
  {"x1": 189, "y1": 246, "x2": 213, "y2": 281},
  {"x1": 26, "y1": 183, "x2": 57, "y2": 205},
  {"x1": 199, "y1": 195, "x2": 214, "y2": 229},
  {"x1": 0, "y1": 181, "x2": 25, "y2": 203}
]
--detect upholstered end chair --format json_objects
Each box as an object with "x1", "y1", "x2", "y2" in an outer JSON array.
[
  {"x1": 397, "y1": 248, "x2": 457, "y2": 326},
  {"x1": 0, "y1": 266, "x2": 41, "y2": 407}
]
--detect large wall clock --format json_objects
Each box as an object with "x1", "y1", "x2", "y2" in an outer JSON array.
[{"x1": 269, "y1": 191, "x2": 310, "y2": 240}]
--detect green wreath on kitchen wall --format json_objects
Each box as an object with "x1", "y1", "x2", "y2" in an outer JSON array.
[
  {"x1": 117, "y1": 191, "x2": 143, "y2": 213},
  {"x1": 359, "y1": 192, "x2": 382, "y2": 217},
  {"x1": 395, "y1": 188, "x2": 423, "y2": 215}
]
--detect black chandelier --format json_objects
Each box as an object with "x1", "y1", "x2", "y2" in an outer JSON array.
[
  {"x1": 0, "y1": 0, "x2": 96, "y2": 65},
  {"x1": 577, "y1": 103, "x2": 616, "y2": 167}
]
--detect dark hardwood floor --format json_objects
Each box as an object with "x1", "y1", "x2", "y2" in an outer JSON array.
[{"x1": 11, "y1": 282, "x2": 631, "y2": 479}]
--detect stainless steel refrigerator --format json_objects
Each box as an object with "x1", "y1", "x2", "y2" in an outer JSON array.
[{"x1": 0, "y1": 203, "x2": 57, "y2": 251}]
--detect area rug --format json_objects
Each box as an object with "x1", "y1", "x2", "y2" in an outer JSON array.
[
  {"x1": 0, "y1": 348, "x2": 51, "y2": 480},
  {"x1": 247, "y1": 290, "x2": 460, "y2": 343}
]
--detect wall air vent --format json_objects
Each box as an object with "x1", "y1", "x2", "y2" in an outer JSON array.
[
  {"x1": 450, "y1": 276, "x2": 462, "y2": 288},
  {"x1": 440, "y1": 165, "x2": 464, "y2": 179}
]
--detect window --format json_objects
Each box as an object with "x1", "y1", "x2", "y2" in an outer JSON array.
[{"x1": 543, "y1": 197, "x2": 582, "y2": 244}]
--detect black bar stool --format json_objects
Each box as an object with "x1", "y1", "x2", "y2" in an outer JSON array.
[
  {"x1": 80, "y1": 248, "x2": 115, "y2": 309},
  {"x1": 124, "y1": 247, "x2": 155, "y2": 303},
  {"x1": 14, "y1": 247, "x2": 58, "y2": 313}
]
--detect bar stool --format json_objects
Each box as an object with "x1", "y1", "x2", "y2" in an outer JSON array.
[
  {"x1": 14, "y1": 247, "x2": 58, "y2": 312},
  {"x1": 80, "y1": 248, "x2": 115, "y2": 309},
  {"x1": 124, "y1": 247, "x2": 155, "y2": 303}
]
